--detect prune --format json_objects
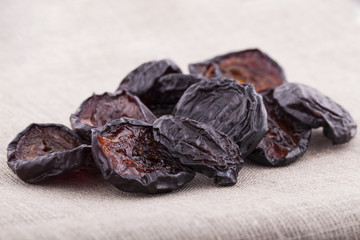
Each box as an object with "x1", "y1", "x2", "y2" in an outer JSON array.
[
  {"x1": 173, "y1": 78, "x2": 268, "y2": 157},
  {"x1": 70, "y1": 90, "x2": 156, "y2": 142},
  {"x1": 273, "y1": 83, "x2": 357, "y2": 144},
  {"x1": 153, "y1": 115, "x2": 243, "y2": 186},
  {"x1": 91, "y1": 118, "x2": 195, "y2": 194},
  {"x1": 248, "y1": 90, "x2": 312, "y2": 166},
  {"x1": 7, "y1": 123, "x2": 92, "y2": 183},
  {"x1": 189, "y1": 49, "x2": 286, "y2": 92},
  {"x1": 116, "y1": 59, "x2": 182, "y2": 105},
  {"x1": 147, "y1": 73, "x2": 205, "y2": 116}
]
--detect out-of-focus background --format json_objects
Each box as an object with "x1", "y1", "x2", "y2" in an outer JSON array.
[{"x1": 1, "y1": 0, "x2": 360, "y2": 239}]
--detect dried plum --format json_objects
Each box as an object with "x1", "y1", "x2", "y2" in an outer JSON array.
[
  {"x1": 173, "y1": 78, "x2": 268, "y2": 157},
  {"x1": 189, "y1": 49, "x2": 286, "y2": 92},
  {"x1": 116, "y1": 59, "x2": 182, "y2": 105},
  {"x1": 153, "y1": 115, "x2": 243, "y2": 186},
  {"x1": 273, "y1": 83, "x2": 357, "y2": 144},
  {"x1": 91, "y1": 118, "x2": 195, "y2": 194},
  {"x1": 248, "y1": 90, "x2": 312, "y2": 166},
  {"x1": 7, "y1": 123, "x2": 92, "y2": 183},
  {"x1": 147, "y1": 73, "x2": 205, "y2": 116},
  {"x1": 70, "y1": 90, "x2": 156, "y2": 142}
]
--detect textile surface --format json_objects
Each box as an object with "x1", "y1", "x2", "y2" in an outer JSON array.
[{"x1": 1, "y1": 0, "x2": 360, "y2": 239}]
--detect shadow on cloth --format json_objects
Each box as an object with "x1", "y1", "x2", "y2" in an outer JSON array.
[{"x1": 29, "y1": 169, "x2": 217, "y2": 199}]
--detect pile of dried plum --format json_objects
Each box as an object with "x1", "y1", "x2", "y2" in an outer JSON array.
[{"x1": 7, "y1": 49, "x2": 357, "y2": 194}]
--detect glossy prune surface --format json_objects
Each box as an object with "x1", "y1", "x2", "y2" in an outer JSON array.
[
  {"x1": 7, "y1": 123, "x2": 92, "y2": 183},
  {"x1": 116, "y1": 59, "x2": 182, "y2": 105},
  {"x1": 273, "y1": 83, "x2": 357, "y2": 144},
  {"x1": 173, "y1": 78, "x2": 268, "y2": 157},
  {"x1": 70, "y1": 90, "x2": 156, "y2": 142},
  {"x1": 248, "y1": 90, "x2": 312, "y2": 166},
  {"x1": 91, "y1": 118, "x2": 195, "y2": 194},
  {"x1": 189, "y1": 49, "x2": 286, "y2": 92},
  {"x1": 153, "y1": 115, "x2": 243, "y2": 186},
  {"x1": 148, "y1": 73, "x2": 204, "y2": 116}
]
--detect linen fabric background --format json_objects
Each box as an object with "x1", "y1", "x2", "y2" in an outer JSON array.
[{"x1": 1, "y1": 0, "x2": 360, "y2": 239}]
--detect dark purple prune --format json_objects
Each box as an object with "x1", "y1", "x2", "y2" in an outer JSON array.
[
  {"x1": 153, "y1": 115, "x2": 243, "y2": 186},
  {"x1": 173, "y1": 78, "x2": 268, "y2": 157},
  {"x1": 148, "y1": 73, "x2": 205, "y2": 116},
  {"x1": 273, "y1": 83, "x2": 357, "y2": 144},
  {"x1": 189, "y1": 49, "x2": 286, "y2": 92},
  {"x1": 70, "y1": 90, "x2": 156, "y2": 142},
  {"x1": 91, "y1": 118, "x2": 195, "y2": 194},
  {"x1": 116, "y1": 59, "x2": 182, "y2": 105},
  {"x1": 248, "y1": 90, "x2": 312, "y2": 166},
  {"x1": 7, "y1": 123, "x2": 92, "y2": 183}
]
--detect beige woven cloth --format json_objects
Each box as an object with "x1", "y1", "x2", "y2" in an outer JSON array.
[{"x1": 1, "y1": 0, "x2": 360, "y2": 239}]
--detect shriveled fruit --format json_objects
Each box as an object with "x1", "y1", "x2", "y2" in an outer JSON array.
[
  {"x1": 116, "y1": 59, "x2": 182, "y2": 105},
  {"x1": 147, "y1": 73, "x2": 205, "y2": 116},
  {"x1": 248, "y1": 90, "x2": 312, "y2": 166},
  {"x1": 173, "y1": 78, "x2": 268, "y2": 157},
  {"x1": 7, "y1": 123, "x2": 92, "y2": 183},
  {"x1": 70, "y1": 90, "x2": 156, "y2": 142},
  {"x1": 153, "y1": 115, "x2": 243, "y2": 186},
  {"x1": 91, "y1": 118, "x2": 195, "y2": 194},
  {"x1": 273, "y1": 83, "x2": 357, "y2": 144},
  {"x1": 189, "y1": 49, "x2": 286, "y2": 92}
]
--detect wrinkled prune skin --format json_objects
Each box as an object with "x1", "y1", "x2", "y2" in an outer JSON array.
[
  {"x1": 116, "y1": 59, "x2": 182, "y2": 105},
  {"x1": 7, "y1": 123, "x2": 92, "y2": 183},
  {"x1": 173, "y1": 78, "x2": 268, "y2": 157},
  {"x1": 248, "y1": 90, "x2": 312, "y2": 167},
  {"x1": 273, "y1": 83, "x2": 357, "y2": 144},
  {"x1": 148, "y1": 73, "x2": 205, "y2": 116},
  {"x1": 153, "y1": 115, "x2": 243, "y2": 186},
  {"x1": 189, "y1": 49, "x2": 286, "y2": 92},
  {"x1": 91, "y1": 118, "x2": 195, "y2": 194},
  {"x1": 70, "y1": 90, "x2": 156, "y2": 142}
]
